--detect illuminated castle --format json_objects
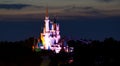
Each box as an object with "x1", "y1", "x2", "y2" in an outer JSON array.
[
  {"x1": 40, "y1": 8, "x2": 61, "y2": 50},
  {"x1": 32, "y1": 8, "x2": 68, "y2": 53}
]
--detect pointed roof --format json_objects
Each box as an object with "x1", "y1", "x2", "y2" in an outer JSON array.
[{"x1": 46, "y1": 6, "x2": 48, "y2": 17}]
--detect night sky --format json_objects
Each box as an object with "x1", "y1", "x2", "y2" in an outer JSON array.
[{"x1": 0, "y1": 0, "x2": 120, "y2": 41}]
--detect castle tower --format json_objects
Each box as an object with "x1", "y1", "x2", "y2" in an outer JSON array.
[{"x1": 44, "y1": 7, "x2": 49, "y2": 32}]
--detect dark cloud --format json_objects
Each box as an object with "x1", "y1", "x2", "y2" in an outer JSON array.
[
  {"x1": 96, "y1": 0, "x2": 114, "y2": 2},
  {"x1": 82, "y1": 7, "x2": 103, "y2": 15},
  {"x1": 2, "y1": 1, "x2": 13, "y2": 2},
  {"x1": 62, "y1": 5, "x2": 103, "y2": 16},
  {"x1": 0, "y1": 4, "x2": 33, "y2": 10}
]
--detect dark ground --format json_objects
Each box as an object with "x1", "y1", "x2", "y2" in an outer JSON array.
[{"x1": 0, "y1": 37, "x2": 120, "y2": 66}]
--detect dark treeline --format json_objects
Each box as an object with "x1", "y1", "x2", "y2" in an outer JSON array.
[
  {"x1": 0, "y1": 37, "x2": 120, "y2": 66},
  {"x1": 0, "y1": 37, "x2": 42, "y2": 66},
  {"x1": 66, "y1": 37, "x2": 120, "y2": 66}
]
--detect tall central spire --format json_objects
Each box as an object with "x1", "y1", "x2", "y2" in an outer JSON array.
[{"x1": 46, "y1": 6, "x2": 48, "y2": 17}]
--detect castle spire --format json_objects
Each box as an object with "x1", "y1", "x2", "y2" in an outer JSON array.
[
  {"x1": 45, "y1": 6, "x2": 49, "y2": 20},
  {"x1": 46, "y1": 6, "x2": 48, "y2": 17}
]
